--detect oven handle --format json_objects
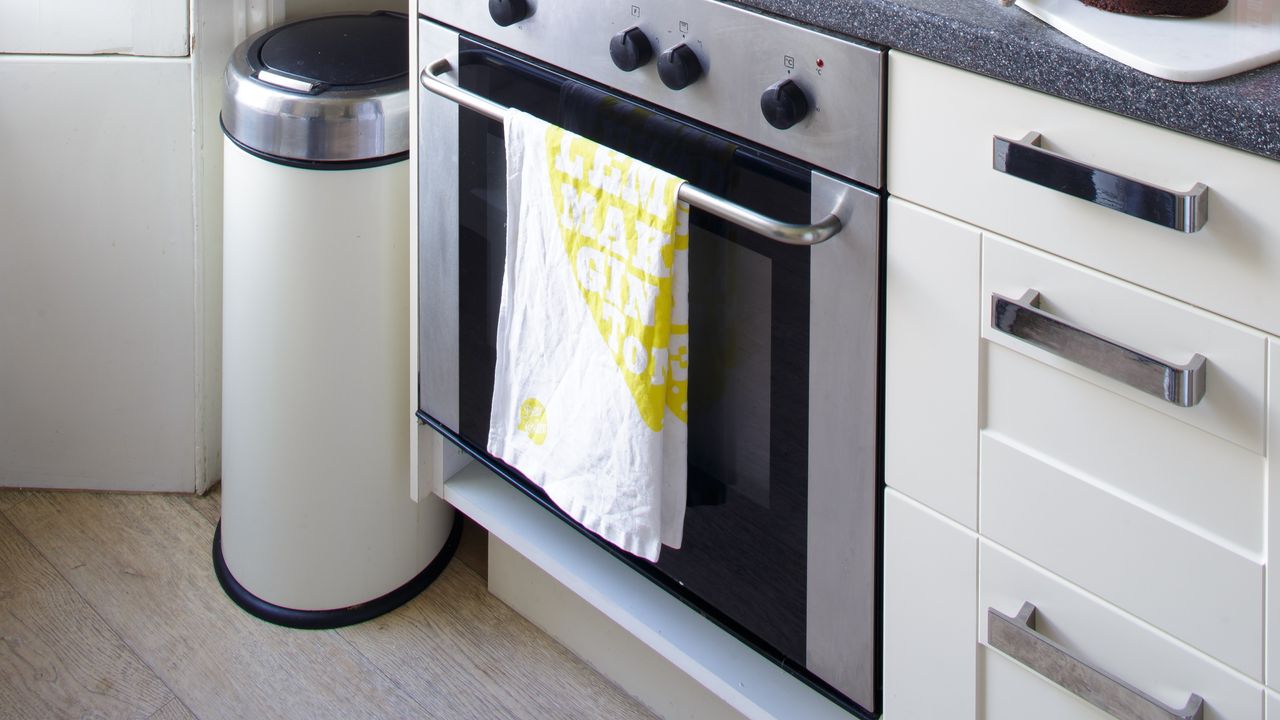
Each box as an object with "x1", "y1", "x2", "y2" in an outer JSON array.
[{"x1": 420, "y1": 57, "x2": 843, "y2": 246}]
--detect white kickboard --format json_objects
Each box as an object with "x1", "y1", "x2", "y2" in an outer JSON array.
[{"x1": 1015, "y1": 0, "x2": 1280, "y2": 82}]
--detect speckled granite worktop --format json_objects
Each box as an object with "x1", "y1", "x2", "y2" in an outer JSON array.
[{"x1": 732, "y1": 0, "x2": 1280, "y2": 161}]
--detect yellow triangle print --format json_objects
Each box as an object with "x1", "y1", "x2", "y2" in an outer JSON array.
[{"x1": 545, "y1": 126, "x2": 689, "y2": 432}]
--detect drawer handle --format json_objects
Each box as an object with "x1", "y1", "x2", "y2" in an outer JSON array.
[
  {"x1": 988, "y1": 603, "x2": 1204, "y2": 720},
  {"x1": 992, "y1": 132, "x2": 1208, "y2": 233},
  {"x1": 991, "y1": 289, "x2": 1207, "y2": 407}
]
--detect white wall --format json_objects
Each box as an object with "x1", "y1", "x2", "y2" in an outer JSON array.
[{"x1": 0, "y1": 0, "x2": 398, "y2": 493}]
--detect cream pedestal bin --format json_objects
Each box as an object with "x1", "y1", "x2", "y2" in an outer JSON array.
[{"x1": 213, "y1": 12, "x2": 456, "y2": 627}]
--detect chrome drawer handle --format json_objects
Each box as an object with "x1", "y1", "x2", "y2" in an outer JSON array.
[
  {"x1": 992, "y1": 132, "x2": 1208, "y2": 233},
  {"x1": 420, "y1": 57, "x2": 842, "y2": 246},
  {"x1": 991, "y1": 290, "x2": 1206, "y2": 407},
  {"x1": 988, "y1": 603, "x2": 1204, "y2": 720}
]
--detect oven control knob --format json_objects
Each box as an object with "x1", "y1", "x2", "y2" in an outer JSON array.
[
  {"x1": 488, "y1": 0, "x2": 529, "y2": 27},
  {"x1": 609, "y1": 27, "x2": 653, "y2": 72},
  {"x1": 657, "y1": 44, "x2": 703, "y2": 91},
  {"x1": 759, "y1": 79, "x2": 810, "y2": 130}
]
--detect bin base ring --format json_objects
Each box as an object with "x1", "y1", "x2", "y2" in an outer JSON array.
[{"x1": 212, "y1": 511, "x2": 463, "y2": 629}]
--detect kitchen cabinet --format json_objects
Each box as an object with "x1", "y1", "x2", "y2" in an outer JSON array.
[
  {"x1": 0, "y1": 57, "x2": 198, "y2": 492},
  {"x1": 884, "y1": 49, "x2": 1280, "y2": 718},
  {"x1": 882, "y1": 488, "x2": 977, "y2": 719},
  {"x1": 0, "y1": 0, "x2": 189, "y2": 56}
]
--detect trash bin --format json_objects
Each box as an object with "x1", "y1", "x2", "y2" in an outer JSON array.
[{"x1": 214, "y1": 11, "x2": 458, "y2": 628}]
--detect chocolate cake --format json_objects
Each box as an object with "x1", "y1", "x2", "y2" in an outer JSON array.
[{"x1": 1078, "y1": 0, "x2": 1228, "y2": 17}]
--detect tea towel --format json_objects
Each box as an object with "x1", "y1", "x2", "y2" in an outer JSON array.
[{"x1": 487, "y1": 109, "x2": 689, "y2": 561}]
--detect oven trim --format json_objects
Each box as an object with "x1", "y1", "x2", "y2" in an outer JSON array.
[
  {"x1": 418, "y1": 23, "x2": 469, "y2": 479},
  {"x1": 806, "y1": 173, "x2": 881, "y2": 708}
]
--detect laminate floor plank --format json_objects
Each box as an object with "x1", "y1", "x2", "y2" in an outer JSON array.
[
  {"x1": 183, "y1": 483, "x2": 220, "y2": 527},
  {"x1": 0, "y1": 513, "x2": 173, "y2": 720},
  {"x1": 5, "y1": 492, "x2": 430, "y2": 720},
  {"x1": 339, "y1": 562, "x2": 658, "y2": 720},
  {"x1": 0, "y1": 488, "x2": 30, "y2": 514},
  {"x1": 148, "y1": 696, "x2": 198, "y2": 720}
]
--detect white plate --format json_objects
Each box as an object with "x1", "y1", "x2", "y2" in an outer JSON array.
[{"x1": 1015, "y1": 0, "x2": 1280, "y2": 82}]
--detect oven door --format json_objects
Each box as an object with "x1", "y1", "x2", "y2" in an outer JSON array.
[{"x1": 418, "y1": 20, "x2": 880, "y2": 714}]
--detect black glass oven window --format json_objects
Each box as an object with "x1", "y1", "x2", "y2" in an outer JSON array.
[{"x1": 455, "y1": 39, "x2": 811, "y2": 663}]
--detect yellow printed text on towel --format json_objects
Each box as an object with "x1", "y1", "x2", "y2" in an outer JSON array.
[{"x1": 546, "y1": 127, "x2": 690, "y2": 433}]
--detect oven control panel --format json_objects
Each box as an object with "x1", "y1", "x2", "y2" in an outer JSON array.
[{"x1": 420, "y1": 0, "x2": 885, "y2": 189}]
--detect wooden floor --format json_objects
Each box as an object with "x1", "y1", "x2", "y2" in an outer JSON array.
[{"x1": 0, "y1": 486, "x2": 658, "y2": 720}]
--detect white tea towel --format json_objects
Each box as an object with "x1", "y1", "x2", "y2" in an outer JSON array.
[{"x1": 487, "y1": 110, "x2": 689, "y2": 561}]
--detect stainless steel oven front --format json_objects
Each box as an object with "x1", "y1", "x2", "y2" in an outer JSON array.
[{"x1": 416, "y1": 1, "x2": 884, "y2": 714}]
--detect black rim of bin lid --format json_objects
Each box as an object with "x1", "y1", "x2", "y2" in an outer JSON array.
[{"x1": 248, "y1": 11, "x2": 408, "y2": 93}]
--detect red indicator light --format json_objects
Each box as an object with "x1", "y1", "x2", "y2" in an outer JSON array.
[{"x1": 816, "y1": 58, "x2": 825, "y2": 69}]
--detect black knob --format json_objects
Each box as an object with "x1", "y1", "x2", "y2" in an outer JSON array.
[
  {"x1": 759, "y1": 79, "x2": 810, "y2": 130},
  {"x1": 657, "y1": 44, "x2": 703, "y2": 91},
  {"x1": 609, "y1": 27, "x2": 653, "y2": 72},
  {"x1": 489, "y1": 0, "x2": 529, "y2": 27}
]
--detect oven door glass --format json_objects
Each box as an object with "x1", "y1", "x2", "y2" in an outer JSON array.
[{"x1": 442, "y1": 36, "x2": 832, "y2": 699}]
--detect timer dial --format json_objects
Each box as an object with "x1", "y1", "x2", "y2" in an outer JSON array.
[
  {"x1": 488, "y1": 0, "x2": 529, "y2": 27},
  {"x1": 759, "y1": 79, "x2": 810, "y2": 130},
  {"x1": 657, "y1": 44, "x2": 703, "y2": 91},
  {"x1": 610, "y1": 27, "x2": 653, "y2": 72}
]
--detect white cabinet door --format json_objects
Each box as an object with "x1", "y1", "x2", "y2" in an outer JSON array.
[
  {"x1": 0, "y1": 0, "x2": 189, "y2": 56},
  {"x1": 1269, "y1": 338, "x2": 1280, "y2": 691},
  {"x1": 0, "y1": 57, "x2": 197, "y2": 491},
  {"x1": 885, "y1": 198, "x2": 982, "y2": 528},
  {"x1": 883, "y1": 489, "x2": 978, "y2": 720}
]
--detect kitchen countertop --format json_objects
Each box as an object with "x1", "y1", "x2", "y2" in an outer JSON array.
[{"x1": 732, "y1": 0, "x2": 1280, "y2": 161}]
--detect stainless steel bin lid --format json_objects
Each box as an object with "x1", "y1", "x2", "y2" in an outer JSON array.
[{"x1": 223, "y1": 11, "x2": 409, "y2": 164}]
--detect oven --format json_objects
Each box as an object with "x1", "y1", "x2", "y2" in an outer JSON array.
[{"x1": 415, "y1": 1, "x2": 883, "y2": 714}]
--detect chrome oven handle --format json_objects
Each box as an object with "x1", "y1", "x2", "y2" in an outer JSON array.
[
  {"x1": 990, "y1": 289, "x2": 1207, "y2": 407},
  {"x1": 988, "y1": 603, "x2": 1205, "y2": 720},
  {"x1": 992, "y1": 132, "x2": 1208, "y2": 233},
  {"x1": 419, "y1": 57, "x2": 844, "y2": 246}
]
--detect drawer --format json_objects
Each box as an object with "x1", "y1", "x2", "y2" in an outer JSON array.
[
  {"x1": 888, "y1": 51, "x2": 1280, "y2": 337},
  {"x1": 980, "y1": 541, "x2": 1263, "y2": 720},
  {"x1": 982, "y1": 234, "x2": 1267, "y2": 457}
]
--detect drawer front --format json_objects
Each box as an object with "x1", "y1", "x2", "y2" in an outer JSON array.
[
  {"x1": 888, "y1": 51, "x2": 1280, "y2": 337},
  {"x1": 980, "y1": 541, "x2": 1264, "y2": 720},
  {"x1": 982, "y1": 237, "x2": 1266, "y2": 560},
  {"x1": 982, "y1": 233, "x2": 1267, "y2": 457}
]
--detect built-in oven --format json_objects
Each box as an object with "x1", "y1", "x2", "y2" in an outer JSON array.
[{"x1": 415, "y1": 1, "x2": 884, "y2": 714}]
